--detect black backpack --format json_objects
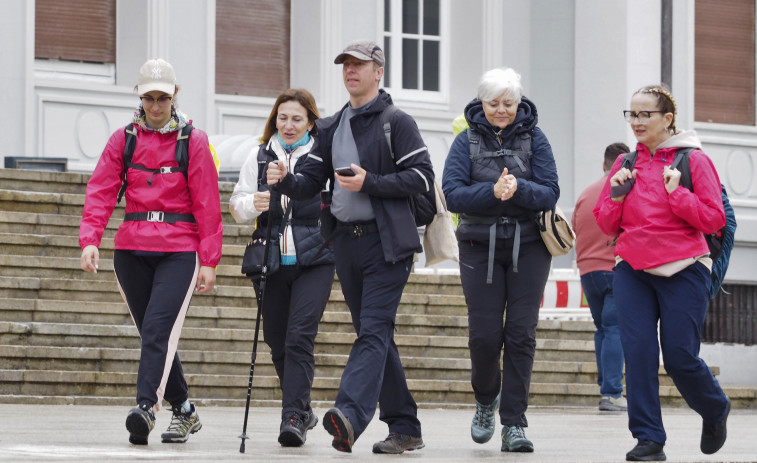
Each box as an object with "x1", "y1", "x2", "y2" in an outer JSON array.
[
  {"x1": 380, "y1": 106, "x2": 436, "y2": 227},
  {"x1": 116, "y1": 123, "x2": 194, "y2": 204},
  {"x1": 621, "y1": 148, "x2": 737, "y2": 297}
]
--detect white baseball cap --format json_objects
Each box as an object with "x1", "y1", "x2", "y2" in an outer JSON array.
[{"x1": 137, "y1": 58, "x2": 176, "y2": 95}]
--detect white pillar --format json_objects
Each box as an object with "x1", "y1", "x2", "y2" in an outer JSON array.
[{"x1": 0, "y1": 0, "x2": 35, "y2": 159}]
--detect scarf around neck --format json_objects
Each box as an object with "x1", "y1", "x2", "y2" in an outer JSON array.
[
  {"x1": 277, "y1": 131, "x2": 311, "y2": 152},
  {"x1": 132, "y1": 105, "x2": 189, "y2": 134}
]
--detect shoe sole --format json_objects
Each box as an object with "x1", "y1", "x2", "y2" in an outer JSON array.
[
  {"x1": 502, "y1": 440, "x2": 534, "y2": 453},
  {"x1": 502, "y1": 445, "x2": 534, "y2": 453},
  {"x1": 126, "y1": 411, "x2": 153, "y2": 445},
  {"x1": 373, "y1": 442, "x2": 425, "y2": 454},
  {"x1": 278, "y1": 414, "x2": 318, "y2": 447},
  {"x1": 599, "y1": 405, "x2": 628, "y2": 412},
  {"x1": 160, "y1": 422, "x2": 202, "y2": 443},
  {"x1": 323, "y1": 409, "x2": 353, "y2": 453},
  {"x1": 626, "y1": 453, "x2": 666, "y2": 461}
]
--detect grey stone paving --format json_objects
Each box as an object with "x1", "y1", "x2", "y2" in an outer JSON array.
[{"x1": 0, "y1": 404, "x2": 755, "y2": 462}]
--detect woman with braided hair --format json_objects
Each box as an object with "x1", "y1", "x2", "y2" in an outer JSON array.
[{"x1": 594, "y1": 84, "x2": 730, "y2": 461}]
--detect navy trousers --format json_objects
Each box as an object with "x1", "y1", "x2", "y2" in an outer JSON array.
[
  {"x1": 253, "y1": 262, "x2": 335, "y2": 417},
  {"x1": 113, "y1": 250, "x2": 198, "y2": 411},
  {"x1": 614, "y1": 261, "x2": 729, "y2": 445},
  {"x1": 459, "y1": 238, "x2": 552, "y2": 427},
  {"x1": 332, "y1": 230, "x2": 421, "y2": 440}
]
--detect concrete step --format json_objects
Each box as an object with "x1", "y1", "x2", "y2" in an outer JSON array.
[
  {"x1": 0, "y1": 210, "x2": 252, "y2": 246},
  {"x1": 0, "y1": 319, "x2": 598, "y2": 364},
  {"x1": 0, "y1": 273, "x2": 472, "y2": 320},
  {"x1": 0, "y1": 168, "x2": 237, "y2": 202},
  {"x1": 3, "y1": 367, "x2": 751, "y2": 409},
  {"x1": 0, "y1": 188, "x2": 242, "y2": 227},
  {"x1": 7, "y1": 343, "x2": 708, "y2": 388},
  {"x1": 2, "y1": 168, "x2": 753, "y2": 410},
  {"x1": 0, "y1": 232, "x2": 248, "y2": 265}
]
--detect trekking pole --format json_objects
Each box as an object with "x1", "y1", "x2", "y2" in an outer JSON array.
[{"x1": 239, "y1": 187, "x2": 278, "y2": 453}]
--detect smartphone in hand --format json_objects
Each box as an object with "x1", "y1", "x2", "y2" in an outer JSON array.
[{"x1": 335, "y1": 166, "x2": 356, "y2": 177}]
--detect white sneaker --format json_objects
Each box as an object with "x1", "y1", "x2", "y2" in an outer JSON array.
[{"x1": 599, "y1": 396, "x2": 627, "y2": 411}]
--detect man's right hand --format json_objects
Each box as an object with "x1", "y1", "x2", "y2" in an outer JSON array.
[{"x1": 266, "y1": 161, "x2": 287, "y2": 185}]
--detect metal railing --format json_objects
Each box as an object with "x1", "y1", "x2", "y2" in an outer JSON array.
[{"x1": 704, "y1": 284, "x2": 757, "y2": 346}]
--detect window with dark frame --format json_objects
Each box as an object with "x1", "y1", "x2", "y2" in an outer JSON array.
[{"x1": 384, "y1": 0, "x2": 441, "y2": 93}]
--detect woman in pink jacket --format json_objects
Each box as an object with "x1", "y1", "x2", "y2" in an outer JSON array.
[
  {"x1": 79, "y1": 58, "x2": 222, "y2": 446},
  {"x1": 594, "y1": 84, "x2": 729, "y2": 462}
]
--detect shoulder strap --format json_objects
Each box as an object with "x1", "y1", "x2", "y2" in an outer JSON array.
[
  {"x1": 256, "y1": 143, "x2": 275, "y2": 189},
  {"x1": 116, "y1": 124, "x2": 194, "y2": 204},
  {"x1": 174, "y1": 124, "x2": 194, "y2": 180},
  {"x1": 671, "y1": 147, "x2": 694, "y2": 191},
  {"x1": 117, "y1": 124, "x2": 138, "y2": 204},
  {"x1": 621, "y1": 151, "x2": 638, "y2": 171},
  {"x1": 467, "y1": 129, "x2": 482, "y2": 160},
  {"x1": 380, "y1": 105, "x2": 400, "y2": 161}
]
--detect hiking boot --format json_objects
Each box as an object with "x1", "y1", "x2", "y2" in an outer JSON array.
[
  {"x1": 278, "y1": 411, "x2": 318, "y2": 447},
  {"x1": 471, "y1": 393, "x2": 500, "y2": 443},
  {"x1": 161, "y1": 403, "x2": 202, "y2": 443},
  {"x1": 323, "y1": 407, "x2": 354, "y2": 453},
  {"x1": 626, "y1": 440, "x2": 666, "y2": 461},
  {"x1": 501, "y1": 425, "x2": 533, "y2": 452},
  {"x1": 599, "y1": 396, "x2": 628, "y2": 412},
  {"x1": 701, "y1": 397, "x2": 730, "y2": 454},
  {"x1": 125, "y1": 404, "x2": 155, "y2": 445},
  {"x1": 372, "y1": 432, "x2": 425, "y2": 454}
]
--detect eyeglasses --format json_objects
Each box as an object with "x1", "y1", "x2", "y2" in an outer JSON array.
[
  {"x1": 623, "y1": 110, "x2": 665, "y2": 123},
  {"x1": 140, "y1": 96, "x2": 172, "y2": 106}
]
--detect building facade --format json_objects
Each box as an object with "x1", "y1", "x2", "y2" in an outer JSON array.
[{"x1": 1, "y1": 0, "x2": 755, "y2": 284}]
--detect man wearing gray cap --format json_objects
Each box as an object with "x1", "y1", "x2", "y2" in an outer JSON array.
[{"x1": 266, "y1": 39, "x2": 433, "y2": 454}]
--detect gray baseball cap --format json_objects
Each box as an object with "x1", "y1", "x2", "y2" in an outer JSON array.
[{"x1": 334, "y1": 40, "x2": 385, "y2": 67}]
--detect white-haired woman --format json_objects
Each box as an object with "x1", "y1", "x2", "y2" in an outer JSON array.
[{"x1": 442, "y1": 68, "x2": 559, "y2": 453}]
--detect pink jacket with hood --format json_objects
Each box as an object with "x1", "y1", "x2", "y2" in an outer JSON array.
[
  {"x1": 593, "y1": 130, "x2": 725, "y2": 270},
  {"x1": 79, "y1": 124, "x2": 223, "y2": 267}
]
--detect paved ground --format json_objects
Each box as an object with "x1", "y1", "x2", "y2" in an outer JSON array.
[{"x1": 0, "y1": 404, "x2": 755, "y2": 462}]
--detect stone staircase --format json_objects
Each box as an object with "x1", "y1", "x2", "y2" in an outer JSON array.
[{"x1": 1, "y1": 168, "x2": 755, "y2": 409}]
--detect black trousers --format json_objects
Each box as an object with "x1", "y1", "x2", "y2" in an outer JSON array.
[
  {"x1": 458, "y1": 238, "x2": 551, "y2": 427},
  {"x1": 113, "y1": 250, "x2": 198, "y2": 411},
  {"x1": 332, "y1": 231, "x2": 421, "y2": 440},
  {"x1": 253, "y1": 263, "x2": 335, "y2": 417}
]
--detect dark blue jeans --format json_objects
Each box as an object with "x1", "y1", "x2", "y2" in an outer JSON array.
[
  {"x1": 614, "y1": 261, "x2": 729, "y2": 445},
  {"x1": 581, "y1": 271, "x2": 624, "y2": 397}
]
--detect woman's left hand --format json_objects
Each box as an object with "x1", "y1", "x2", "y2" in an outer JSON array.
[
  {"x1": 663, "y1": 165, "x2": 681, "y2": 194},
  {"x1": 196, "y1": 265, "x2": 216, "y2": 293}
]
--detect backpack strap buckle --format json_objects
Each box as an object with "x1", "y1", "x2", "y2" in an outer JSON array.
[
  {"x1": 160, "y1": 166, "x2": 173, "y2": 174},
  {"x1": 146, "y1": 211, "x2": 165, "y2": 223}
]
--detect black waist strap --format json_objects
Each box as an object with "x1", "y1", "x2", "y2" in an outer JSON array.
[
  {"x1": 336, "y1": 220, "x2": 378, "y2": 238},
  {"x1": 124, "y1": 212, "x2": 196, "y2": 224}
]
